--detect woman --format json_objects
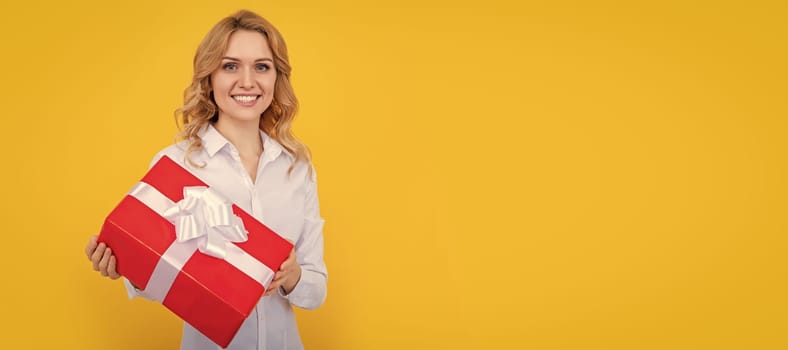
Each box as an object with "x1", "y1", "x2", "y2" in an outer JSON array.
[{"x1": 84, "y1": 9, "x2": 327, "y2": 350}]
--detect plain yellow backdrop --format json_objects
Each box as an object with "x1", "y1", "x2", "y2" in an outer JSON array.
[{"x1": 0, "y1": 0, "x2": 786, "y2": 349}]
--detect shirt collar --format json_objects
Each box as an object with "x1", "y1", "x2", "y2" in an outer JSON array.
[
  {"x1": 199, "y1": 124, "x2": 293, "y2": 160},
  {"x1": 260, "y1": 129, "x2": 294, "y2": 161},
  {"x1": 197, "y1": 124, "x2": 226, "y2": 157}
]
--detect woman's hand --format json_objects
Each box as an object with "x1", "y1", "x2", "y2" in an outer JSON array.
[
  {"x1": 265, "y1": 248, "x2": 301, "y2": 296},
  {"x1": 85, "y1": 235, "x2": 121, "y2": 279}
]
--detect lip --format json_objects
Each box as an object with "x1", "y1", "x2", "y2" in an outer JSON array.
[{"x1": 231, "y1": 95, "x2": 261, "y2": 107}]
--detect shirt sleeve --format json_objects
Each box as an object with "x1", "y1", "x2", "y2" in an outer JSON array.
[
  {"x1": 123, "y1": 277, "x2": 156, "y2": 300},
  {"x1": 279, "y1": 167, "x2": 328, "y2": 310}
]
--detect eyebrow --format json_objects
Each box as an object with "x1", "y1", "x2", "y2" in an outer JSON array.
[{"x1": 221, "y1": 56, "x2": 274, "y2": 63}]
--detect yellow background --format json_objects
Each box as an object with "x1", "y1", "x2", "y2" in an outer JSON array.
[{"x1": 0, "y1": 0, "x2": 786, "y2": 349}]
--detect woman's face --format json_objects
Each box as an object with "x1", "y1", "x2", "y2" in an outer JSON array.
[{"x1": 210, "y1": 30, "x2": 277, "y2": 125}]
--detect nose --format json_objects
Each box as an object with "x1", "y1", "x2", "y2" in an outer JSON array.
[{"x1": 239, "y1": 67, "x2": 254, "y2": 88}]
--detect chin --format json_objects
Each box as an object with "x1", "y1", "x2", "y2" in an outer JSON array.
[{"x1": 222, "y1": 111, "x2": 264, "y2": 123}]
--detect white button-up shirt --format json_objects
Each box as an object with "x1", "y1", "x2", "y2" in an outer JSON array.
[{"x1": 123, "y1": 124, "x2": 327, "y2": 350}]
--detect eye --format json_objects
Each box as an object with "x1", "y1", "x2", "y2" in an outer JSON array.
[
  {"x1": 222, "y1": 63, "x2": 238, "y2": 71},
  {"x1": 256, "y1": 63, "x2": 271, "y2": 72}
]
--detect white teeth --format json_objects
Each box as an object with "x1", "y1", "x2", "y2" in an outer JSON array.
[{"x1": 233, "y1": 95, "x2": 257, "y2": 103}]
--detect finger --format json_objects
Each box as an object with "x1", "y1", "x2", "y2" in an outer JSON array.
[
  {"x1": 280, "y1": 250, "x2": 297, "y2": 270},
  {"x1": 272, "y1": 271, "x2": 283, "y2": 281},
  {"x1": 98, "y1": 248, "x2": 112, "y2": 277},
  {"x1": 91, "y1": 243, "x2": 106, "y2": 270},
  {"x1": 108, "y1": 256, "x2": 121, "y2": 279},
  {"x1": 265, "y1": 281, "x2": 281, "y2": 296},
  {"x1": 264, "y1": 285, "x2": 277, "y2": 296},
  {"x1": 278, "y1": 260, "x2": 289, "y2": 271},
  {"x1": 85, "y1": 235, "x2": 98, "y2": 258}
]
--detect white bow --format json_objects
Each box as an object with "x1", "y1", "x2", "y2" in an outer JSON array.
[{"x1": 162, "y1": 186, "x2": 248, "y2": 259}]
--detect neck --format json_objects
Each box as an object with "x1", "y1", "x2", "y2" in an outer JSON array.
[{"x1": 213, "y1": 117, "x2": 262, "y2": 156}]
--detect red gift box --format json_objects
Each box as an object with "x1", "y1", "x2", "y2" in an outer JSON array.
[{"x1": 98, "y1": 155, "x2": 293, "y2": 348}]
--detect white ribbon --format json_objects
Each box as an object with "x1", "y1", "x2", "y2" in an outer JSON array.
[
  {"x1": 162, "y1": 186, "x2": 248, "y2": 259},
  {"x1": 128, "y1": 182, "x2": 274, "y2": 303}
]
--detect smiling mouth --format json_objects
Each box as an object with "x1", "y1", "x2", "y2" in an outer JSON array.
[
  {"x1": 233, "y1": 95, "x2": 260, "y2": 102},
  {"x1": 232, "y1": 95, "x2": 261, "y2": 106}
]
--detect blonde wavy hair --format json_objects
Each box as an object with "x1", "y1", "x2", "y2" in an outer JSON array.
[{"x1": 175, "y1": 9, "x2": 311, "y2": 174}]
